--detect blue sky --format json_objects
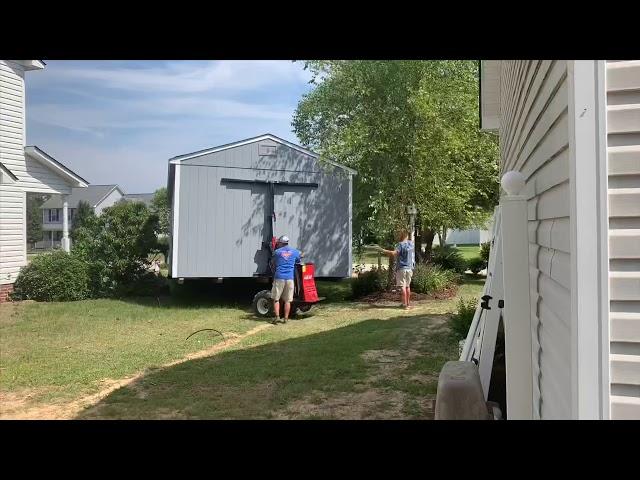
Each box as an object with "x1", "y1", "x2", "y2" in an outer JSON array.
[{"x1": 26, "y1": 60, "x2": 314, "y2": 193}]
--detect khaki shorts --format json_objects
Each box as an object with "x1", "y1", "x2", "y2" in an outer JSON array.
[
  {"x1": 271, "y1": 279, "x2": 294, "y2": 303},
  {"x1": 396, "y1": 269, "x2": 413, "y2": 288}
]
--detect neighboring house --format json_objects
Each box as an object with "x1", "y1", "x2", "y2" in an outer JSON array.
[
  {"x1": 434, "y1": 222, "x2": 493, "y2": 246},
  {"x1": 123, "y1": 193, "x2": 155, "y2": 207},
  {"x1": 473, "y1": 60, "x2": 639, "y2": 419},
  {"x1": 36, "y1": 185, "x2": 124, "y2": 249},
  {"x1": 0, "y1": 60, "x2": 88, "y2": 302}
]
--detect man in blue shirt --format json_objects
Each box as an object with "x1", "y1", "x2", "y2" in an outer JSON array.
[
  {"x1": 378, "y1": 228, "x2": 415, "y2": 310},
  {"x1": 271, "y1": 235, "x2": 303, "y2": 323}
]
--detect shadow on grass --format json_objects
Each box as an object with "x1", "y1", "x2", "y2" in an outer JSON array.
[
  {"x1": 119, "y1": 278, "x2": 354, "y2": 311},
  {"x1": 76, "y1": 312, "x2": 455, "y2": 420}
]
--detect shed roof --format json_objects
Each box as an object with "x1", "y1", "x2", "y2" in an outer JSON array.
[
  {"x1": 168, "y1": 133, "x2": 357, "y2": 175},
  {"x1": 41, "y1": 185, "x2": 122, "y2": 209}
]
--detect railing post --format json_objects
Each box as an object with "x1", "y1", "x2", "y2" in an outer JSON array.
[
  {"x1": 500, "y1": 171, "x2": 534, "y2": 420},
  {"x1": 61, "y1": 195, "x2": 70, "y2": 252}
]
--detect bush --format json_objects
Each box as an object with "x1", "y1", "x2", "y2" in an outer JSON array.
[
  {"x1": 72, "y1": 201, "x2": 162, "y2": 297},
  {"x1": 449, "y1": 297, "x2": 478, "y2": 340},
  {"x1": 480, "y1": 241, "x2": 491, "y2": 263},
  {"x1": 12, "y1": 251, "x2": 90, "y2": 302},
  {"x1": 432, "y1": 245, "x2": 468, "y2": 274},
  {"x1": 468, "y1": 256, "x2": 487, "y2": 275},
  {"x1": 351, "y1": 267, "x2": 388, "y2": 298},
  {"x1": 411, "y1": 264, "x2": 459, "y2": 294}
]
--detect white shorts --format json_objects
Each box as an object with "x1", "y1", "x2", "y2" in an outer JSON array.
[
  {"x1": 396, "y1": 269, "x2": 413, "y2": 288},
  {"x1": 271, "y1": 279, "x2": 294, "y2": 303}
]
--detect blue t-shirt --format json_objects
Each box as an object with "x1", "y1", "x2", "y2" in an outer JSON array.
[
  {"x1": 395, "y1": 240, "x2": 415, "y2": 271},
  {"x1": 273, "y1": 246, "x2": 301, "y2": 280}
]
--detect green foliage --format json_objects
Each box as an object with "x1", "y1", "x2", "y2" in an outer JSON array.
[
  {"x1": 72, "y1": 201, "x2": 162, "y2": 297},
  {"x1": 70, "y1": 200, "x2": 95, "y2": 243},
  {"x1": 449, "y1": 297, "x2": 477, "y2": 340},
  {"x1": 351, "y1": 267, "x2": 388, "y2": 298},
  {"x1": 411, "y1": 264, "x2": 459, "y2": 294},
  {"x1": 293, "y1": 60, "x2": 499, "y2": 248},
  {"x1": 480, "y1": 241, "x2": 491, "y2": 263},
  {"x1": 431, "y1": 245, "x2": 467, "y2": 274},
  {"x1": 468, "y1": 257, "x2": 487, "y2": 275},
  {"x1": 150, "y1": 187, "x2": 170, "y2": 236},
  {"x1": 26, "y1": 193, "x2": 48, "y2": 247},
  {"x1": 12, "y1": 250, "x2": 90, "y2": 302}
]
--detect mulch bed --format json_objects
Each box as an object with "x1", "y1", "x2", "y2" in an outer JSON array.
[{"x1": 358, "y1": 285, "x2": 458, "y2": 304}]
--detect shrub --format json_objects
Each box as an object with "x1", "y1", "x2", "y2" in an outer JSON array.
[
  {"x1": 432, "y1": 245, "x2": 468, "y2": 274},
  {"x1": 449, "y1": 297, "x2": 478, "y2": 340},
  {"x1": 12, "y1": 251, "x2": 90, "y2": 302},
  {"x1": 351, "y1": 267, "x2": 388, "y2": 298},
  {"x1": 468, "y1": 256, "x2": 487, "y2": 275},
  {"x1": 411, "y1": 264, "x2": 459, "y2": 294},
  {"x1": 72, "y1": 201, "x2": 162, "y2": 297},
  {"x1": 480, "y1": 241, "x2": 491, "y2": 263}
]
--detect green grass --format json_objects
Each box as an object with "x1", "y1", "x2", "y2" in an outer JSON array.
[
  {"x1": 453, "y1": 245, "x2": 481, "y2": 261},
  {"x1": 1, "y1": 277, "x2": 484, "y2": 419}
]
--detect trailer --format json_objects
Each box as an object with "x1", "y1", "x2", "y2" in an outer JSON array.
[{"x1": 167, "y1": 134, "x2": 356, "y2": 281}]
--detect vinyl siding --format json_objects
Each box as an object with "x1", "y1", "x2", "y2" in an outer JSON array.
[
  {"x1": 498, "y1": 60, "x2": 572, "y2": 419},
  {"x1": 0, "y1": 60, "x2": 73, "y2": 285},
  {"x1": 93, "y1": 187, "x2": 124, "y2": 215},
  {"x1": 606, "y1": 60, "x2": 640, "y2": 419},
  {"x1": 172, "y1": 139, "x2": 352, "y2": 279}
]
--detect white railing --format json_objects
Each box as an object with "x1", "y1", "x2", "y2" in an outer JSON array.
[{"x1": 459, "y1": 171, "x2": 534, "y2": 419}]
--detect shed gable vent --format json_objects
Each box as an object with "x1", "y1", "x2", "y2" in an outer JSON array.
[{"x1": 259, "y1": 144, "x2": 277, "y2": 156}]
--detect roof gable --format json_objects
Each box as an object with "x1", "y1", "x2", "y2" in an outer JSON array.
[
  {"x1": 169, "y1": 134, "x2": 356, "y2": 175},
  {"x1": 40, "y1": 185, "x2": 121, "y2": 210}
]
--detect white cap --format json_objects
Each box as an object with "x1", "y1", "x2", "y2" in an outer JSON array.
[{"x1": 278, "y1": 235, "x2": 289, "y2": 244}]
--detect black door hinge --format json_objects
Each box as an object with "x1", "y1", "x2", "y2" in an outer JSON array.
[{"x1": 481, "y1": 295, "x2": 492, "y2": 310}]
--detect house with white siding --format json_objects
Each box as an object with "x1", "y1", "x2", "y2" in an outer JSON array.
[
  {"x1": 37, "y1": 185, "x2": 124, "y2": 249},
  {"x1": 0, "y1": 60, "x2": 88, "y2": 302},
  {"x1": 471, "y1": 60, "x2": 639, "y2": 420}
]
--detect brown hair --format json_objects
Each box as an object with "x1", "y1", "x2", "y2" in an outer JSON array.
[{"x1": 396, "y1": 228, "x2": 410, "y2": 242}]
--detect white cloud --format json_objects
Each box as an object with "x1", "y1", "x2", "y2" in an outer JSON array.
[{"x1": 34, "y1": 60, "x2": 313, "y2": 93}]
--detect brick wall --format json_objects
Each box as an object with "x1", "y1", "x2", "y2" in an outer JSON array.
[{"x1": 0, "y1": 284, "x2": 14, "y2": 303}]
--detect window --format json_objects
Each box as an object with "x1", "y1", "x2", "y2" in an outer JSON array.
[
  {"x1": 47, "y1": 209, "x2": 60, "y2": 222},
  {"x1": 68, "y1": 208, "x2": 76, "y2": 221},
  {"x1": 54, "y1": 231, "x2": 63, "y2": 241}
]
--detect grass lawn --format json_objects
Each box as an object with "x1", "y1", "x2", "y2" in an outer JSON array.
[
  {"x1": 453, "y1": 245, "x2": 481, "y2": 261},
  {"x1": 0, "y1": 277, "x2": 483, "y2": 420}
]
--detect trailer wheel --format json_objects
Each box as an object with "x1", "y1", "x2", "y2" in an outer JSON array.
[
  {"x1": 297, "y1": 304, "x2": 312, "y2": 314},
  {"x1": 252, "y1": 290, "x2": 273, "y2": 318}
]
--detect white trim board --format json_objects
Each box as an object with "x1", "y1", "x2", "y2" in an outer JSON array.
[
  {"x1": 168, "y1": 133, "x2": 357, "y2": 175},
  {"x1": 170, "y1": 164, "x2": 180, "y2": 278},
  {"x1": 567, "y1": 60, "x2": 610, "y2": 419},
  {"x1": 24, "y1": 146, "x2": 89, "y2": 188}
]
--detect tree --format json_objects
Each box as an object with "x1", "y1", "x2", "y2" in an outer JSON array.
[
  {"x1": 72, "y1": 201, "x2": 161, "y2": 297},
  {"x1": 26, "y1": 193, "x2": 49, "y2": 249},
  {"x1": 150, "y1": 187, "x2": 170, "y2": 236},
  {"x1": 292, "y1": 60, "x2": 499, "y2": 263},
  {"x1": 70, "y1": 201, "x2": 95, "y2": 243}
]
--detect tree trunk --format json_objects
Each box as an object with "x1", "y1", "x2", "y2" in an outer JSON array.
[{"x1": 422, "y1": 228, "x2": 436, "y2": 263}]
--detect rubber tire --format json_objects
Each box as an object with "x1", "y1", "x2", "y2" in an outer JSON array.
[
  {"x1": 252, "y1": 290, "x2": 273, "y2": 318},
  {"x1": 297, "y1": 304, "x2": 312, "y2": 313}
]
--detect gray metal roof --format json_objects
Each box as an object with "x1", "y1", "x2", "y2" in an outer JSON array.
[
  {"x1": 123, "y1": 193, "x2": 155, "y2": 206},
  {"x1": 41, "y1": 185, "x2": 121, "y2": 209}
]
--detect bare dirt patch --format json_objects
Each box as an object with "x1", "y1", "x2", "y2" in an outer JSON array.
[{"x1": 272, "y1": 318, "x2": 444, "y2": 420}]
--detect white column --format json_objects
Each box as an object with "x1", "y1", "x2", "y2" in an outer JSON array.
[
  {"x1": 61, "y1": 195, "x2": 70, "y2": 252},
  {"x1": 500, "y1": 171, "x2": 534, "y2": 420}
]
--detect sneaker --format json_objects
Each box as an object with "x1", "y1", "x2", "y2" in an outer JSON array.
[{"x1": 281, "y1": 318, "x2": 288, "y2": 324}]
